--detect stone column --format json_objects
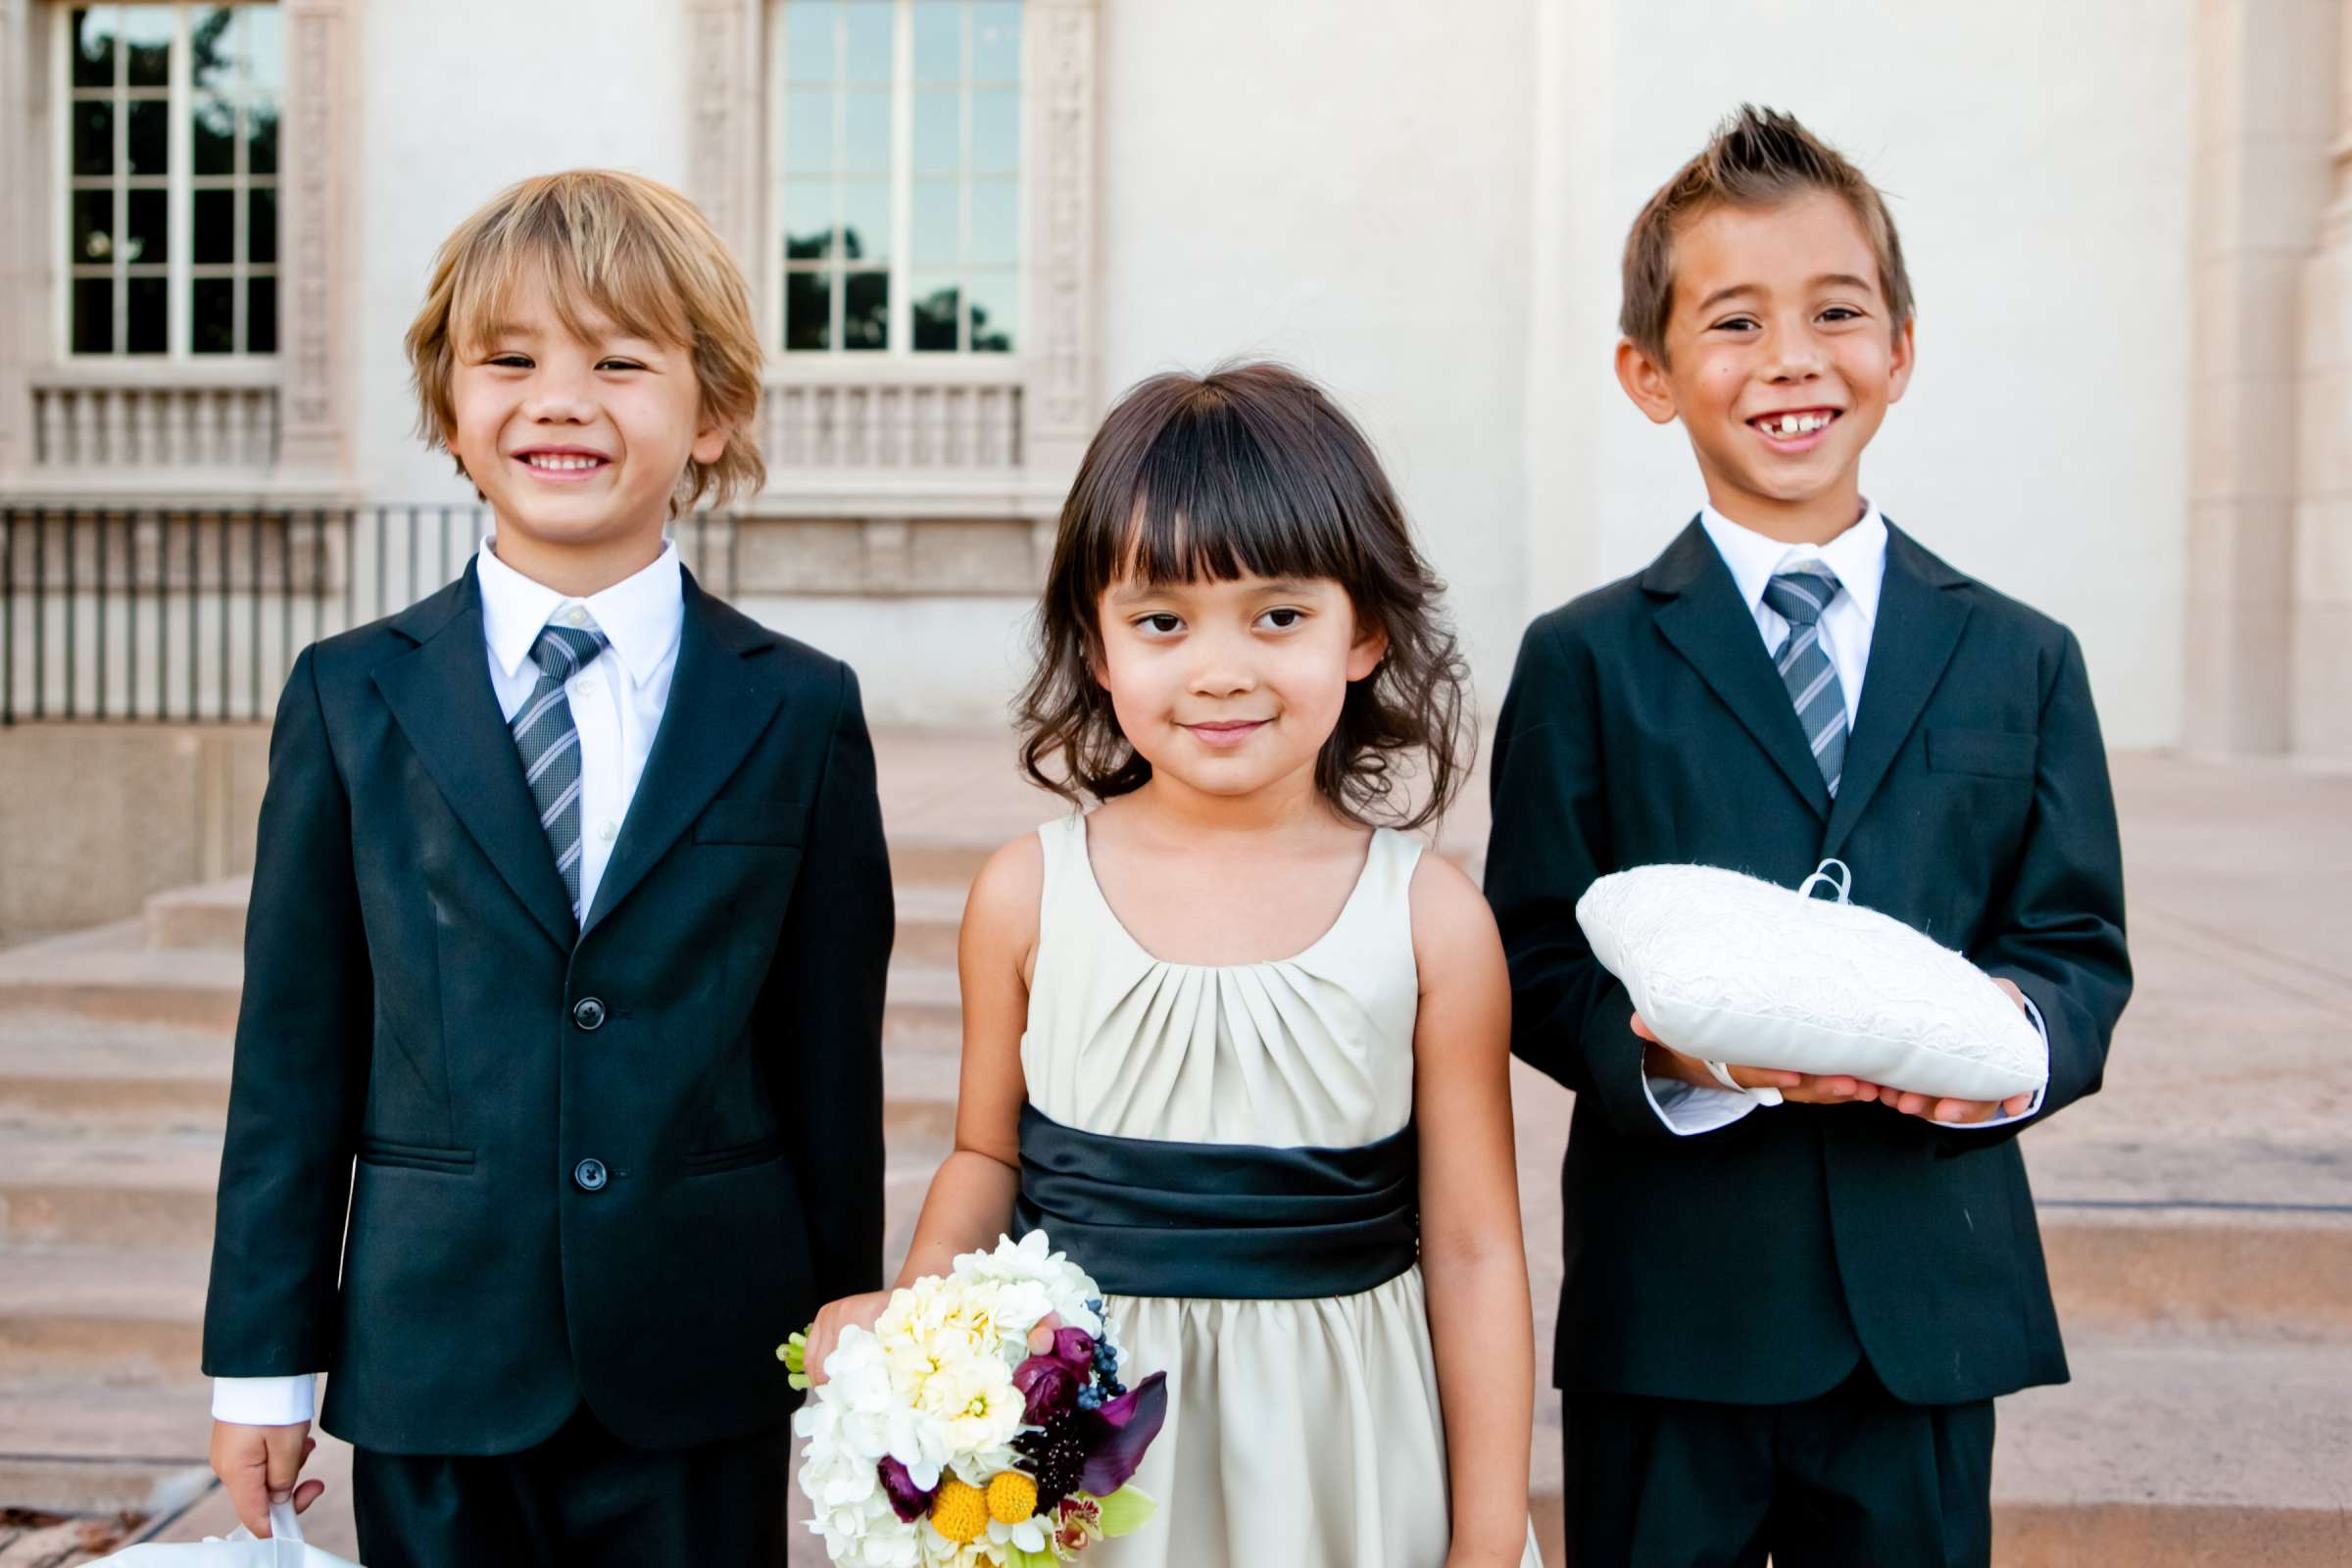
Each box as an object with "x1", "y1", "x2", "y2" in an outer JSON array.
[
  {"x1": 1020, "y1": 0, "x2": 1101, "y2": 497},
  {"x1": 277, "y1": 0, "x2": 358, "y2": 484},
  {"x1": 2297, "y1": 2, "x2": 2352, "y2": 759},
  {"x1": 0, "y1": 0, "x2": 30, "y2": 488},
  {"x1": 681, "y1": 0, "x2": 765, "y2": 290},
  {"x1": 2184, "y1": 0, "x2": 2338, "y2": 755}
]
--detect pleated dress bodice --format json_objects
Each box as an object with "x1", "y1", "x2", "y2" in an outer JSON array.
[
  {"x1": 1021, "y1": 812, "x2": 1421, "y2": 1147},
  {"x1": 1016, "y1": 812, "x2": 1542, "y2": 1567}
]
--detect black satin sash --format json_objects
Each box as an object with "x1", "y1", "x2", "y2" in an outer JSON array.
[{"x1": 1011, "y1": 1102, "x2": 1419, "y2": 1299}]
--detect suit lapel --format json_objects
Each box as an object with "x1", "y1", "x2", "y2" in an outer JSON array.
[
  {"x1": 373, "y1": 564, "x2": 578, "y2": 953},
  {"x1": 579, "y1": 570, "x2": 789, "y2": 938},
  {"x1": 1646, "y1": 519, "x2": 1833, "y2": 820},
  {"x1": 1820, "y1": 524, "x2": 1973, "y2": 861}
]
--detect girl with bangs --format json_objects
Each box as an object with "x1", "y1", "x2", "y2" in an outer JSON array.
[{"x1": 807, "y1": 363, "x2": 1542, "y2": 1566}]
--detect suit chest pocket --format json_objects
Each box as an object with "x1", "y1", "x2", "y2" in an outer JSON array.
[
  {"x1": 1926, "y1": 727, "x2": 2036, "y2": 781},
  {"x1": 694, "y1": 798, "x2": 807, "y2": 847}
]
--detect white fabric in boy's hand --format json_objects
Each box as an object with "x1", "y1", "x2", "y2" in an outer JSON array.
[
  {"x1": 1577, "y1": 862, "x2": 2047, "y2": 1103},
  {"x1": 92, "y1": 1502, "x2": 363, "y2": 1567}
]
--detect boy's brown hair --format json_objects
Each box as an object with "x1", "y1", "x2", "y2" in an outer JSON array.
[
  {"x1": 1620, "y1": 105, "x2": 1914, "y2": 364},
  {"x1": 405, "y1": 170, "x2": 765, "y2": 512}
]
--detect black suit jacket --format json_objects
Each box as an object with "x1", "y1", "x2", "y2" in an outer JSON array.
[
  {"x1": 1486, "y1": 518, "x2": 2131, "y2": 1407},
  {"x1": 201, "y1": 564, "x2": 894, "y2": 1455}
]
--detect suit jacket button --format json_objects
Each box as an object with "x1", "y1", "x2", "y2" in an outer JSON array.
[
  {"x1": 573, "y1": 1157, "x2": 608, "y2": 1192},
  {"x1": 572, "y1": 997, "x2": 606, "y2": 1031}
]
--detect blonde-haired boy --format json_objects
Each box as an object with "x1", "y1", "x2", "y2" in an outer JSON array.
[{"x1": 201, "y1": 170, "x2": 893, "y2": 1565}]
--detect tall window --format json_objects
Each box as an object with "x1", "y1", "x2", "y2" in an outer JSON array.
[
  {"x1": 774, "y1": 0, "x2": 1020, "y2": 356},
  {"x1": 62, "y1": 3, "x2": 281, "y2": 358}
]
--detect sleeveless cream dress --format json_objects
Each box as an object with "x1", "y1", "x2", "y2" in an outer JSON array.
[{"x1": 1019, "y1": 813, "x2": 1543, "y2": 1567}]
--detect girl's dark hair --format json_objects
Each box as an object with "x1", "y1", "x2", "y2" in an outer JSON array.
[{"x1": 1016, "y1": 361, "x2": 1471, "y2": 832}]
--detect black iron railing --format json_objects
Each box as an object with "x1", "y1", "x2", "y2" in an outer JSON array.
[{"x1": 0, "y1": 506, "x2": 739, "y2": 724}]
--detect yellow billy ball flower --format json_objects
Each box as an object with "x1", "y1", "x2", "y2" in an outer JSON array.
[
  {"x1": 930, "y1": 1476, "x2": 989, "y2": 1544},
  {"x1": 987, "y1": 1469, "x2": 1040, "y2": 1524}
]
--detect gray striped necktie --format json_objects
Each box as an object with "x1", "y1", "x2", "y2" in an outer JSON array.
[
  {"x1": 1761, "y1": 567, "x2": 1848, "y2": 798},
  {"x1": 513, "y1": 618, "x2": 609, "y2": 928}
]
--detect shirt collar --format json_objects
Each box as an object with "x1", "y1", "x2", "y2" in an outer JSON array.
[
  {"x1": 1698, "y1": 501, "x2": 1888, "y2": 628},
  {"x1": 475, "y1": 537, "x2": 684, "y2": 688}
]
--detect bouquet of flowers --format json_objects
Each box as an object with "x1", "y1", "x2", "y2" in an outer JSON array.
[{"x1": 781, "y1": 1232, "x2": 1168, "y2": 1567}]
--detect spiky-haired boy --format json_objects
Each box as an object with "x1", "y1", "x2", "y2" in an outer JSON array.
[{"x1": 1487, "y1": 108, "x2": 2131, "y2": 1565}]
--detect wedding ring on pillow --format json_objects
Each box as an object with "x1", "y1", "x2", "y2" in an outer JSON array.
[{"x1": 1706, "y1": 1057, "x2": 1785, "y2": 1106}]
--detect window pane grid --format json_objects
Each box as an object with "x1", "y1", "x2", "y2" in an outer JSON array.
[
  {"x1": 62, "y1": 3, "x2": 279, "y2": 360},
  {"x1": 774, "y1": 0, "x2": 1018, "y2": 358}
]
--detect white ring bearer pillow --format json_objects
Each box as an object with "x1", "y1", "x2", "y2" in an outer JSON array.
[
  {"x1": 91, "y1": 1501, "x2": 363, "y2": 1568},
  {"x1": 1576, "y1": 859, "x2": 2046, "y2": 1103}
]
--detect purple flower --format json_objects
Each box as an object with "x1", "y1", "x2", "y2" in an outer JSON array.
[
  {"x1": 1014, "y1": 1353, "x2": 1080, "y2": 1422},
  {"x1": 1052, "y1": 1327, "x2": 1097, "y2": 1372},
  {"x1": 1075, "y1": 1371, "x2": 1168, "y2": 1497},
  {"x1": 876, "y1": 1455, "x2": 935, "y2": 1522}
]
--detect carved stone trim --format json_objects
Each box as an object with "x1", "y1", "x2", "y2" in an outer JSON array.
[
  {"x1": 0, "y1": 0, "x2": 29, "y2": 487},
  {"x1": 698, "y1": 0, "x2": 1100, "y2": 521},
  {"x1": 1021, "y1": 0, "x2": 1098, "y2": 478},
  {"x1": 682, "y1": 0, "x2": 765, "y2": 288},
  {"x1": 734, "y1": 514, "x2": 1045, "y2": 596},
  {"x1": 276, "y1": 0, "x2": 356, "y2": 485}
]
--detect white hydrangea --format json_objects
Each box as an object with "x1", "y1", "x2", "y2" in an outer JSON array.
[
  {"x1": 951, "y1": 1231, "x2": 1104, "y2": 1339},
  {"x1": 792, "y1": 1231, "x2": 1132, "y2": 1565}
]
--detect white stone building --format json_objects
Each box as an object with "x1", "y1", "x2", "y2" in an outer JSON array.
[{"x1": 0, "y1": 0, "x2": 2339, "y2": 757}]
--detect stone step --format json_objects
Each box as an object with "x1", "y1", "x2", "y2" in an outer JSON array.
[
  {"x1": 0, "y1": 1127, "x2": 964, "y2": 1261},
  {"x1": 0, "y1": 1164, "x2": 956, "y2": 1388},
  {"x1": 893, "y1": 881, "x2": 966, "y2": 966},
  {"x1": 0, "y1": 1370, "x2": 212, "y2": 1460},
  {"x1": 1522, "y1": 1331, "x2": 2352, "y2": 1567},
  {"x1": 0, "y1": 922, "x2": 241, "y2": 1031},
  {"x1": 0, "y1": 1373, "x2": 328, "y2": 1541},
  {"x1": 1985, "y1": 1331, "x2": 2352, "y2": 1566},
  {"x1": 134, "y1": 871, "x2": 976, "y2": 968},
  {"x1": 2036, "y1": 1202, "x2": 2352, "y2": 1341},
  {"x1": 889, "y1": 836, "x2": 996, "y2": 893},
  {"x1": 140, "y1": 879, "x2": 249, "y2": 954},
  {"x1": 882, "y1": 957, "x2": 960, "y2": 1038},
  {"x1": 0, "y1": 1014, "x2": 231, "y2": 1131},
  {"x1": 0, "y1": 919, "x2": 966, "y2": 1047},
  {"x1": 0, "y1": 1131, "x2": 224, "y2": 1249},
  {"x1": 0, "y1": 1248, "x2": 207, "y2": 1379}
]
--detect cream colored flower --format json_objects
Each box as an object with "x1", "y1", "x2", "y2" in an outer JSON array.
[{"x1": 913, "y1": 1355, "x2": 1027, "y2": 1455}]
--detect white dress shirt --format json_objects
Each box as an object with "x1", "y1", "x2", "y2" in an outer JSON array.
[
  {"x1": 213, "y1": 538, "x2": 686, "y2": 1426},
  {"x1": 1641, "y1": 503, "x2": 2049, "y2": 1137}
]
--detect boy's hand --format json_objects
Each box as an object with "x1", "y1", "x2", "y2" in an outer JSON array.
[
  {"x1": 1883, "y1": 979, "x2": 2037, "y2": 1124},
  {"x1": 209, "y1": 1420, "x2": 323, "y2": 1538},
  {"x1": 802, "y1": 1290, "x2": 895, "y2": 1387},
  {"x1": 1632, "y1": 1013, "x2": 1883, "y2": 1103}
]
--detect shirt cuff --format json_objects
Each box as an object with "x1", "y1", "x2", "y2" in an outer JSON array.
[
  {"x1": 1642, "y1": 1072, "x2": 1767, "y2": 1136},
  {"x1": 1946, "y1": 994, "x2": 2051, "y2": 1130},
  {"x1": 212, "y1": 1374, "x2": 318, "y2": 1425}
]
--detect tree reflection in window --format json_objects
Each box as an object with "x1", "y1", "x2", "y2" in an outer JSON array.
[
  {"x1": 775, "y1": 0, "x2": 1019, "y2": 356},
  {"x1": 63, "y1": 3, "x2": 280, "y2": 356}
]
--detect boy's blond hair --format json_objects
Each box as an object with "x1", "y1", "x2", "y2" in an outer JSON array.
[
  {"x1": 406, "y1": 170, "x2": 765, "y2": 512},
  {"x1": 1620, "y1": 105, "x2": 1914, "y2": 365}
]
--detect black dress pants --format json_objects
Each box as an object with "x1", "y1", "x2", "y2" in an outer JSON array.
[
  {"x1": 1562, "y1": 1366, "x2": 1995, "y2": 1568},
  {"x1": 351, "y1": 1403, "x2": 791, "y2": 1568}
]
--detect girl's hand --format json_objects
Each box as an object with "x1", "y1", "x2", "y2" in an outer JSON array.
[{"x1": 803, "y1": 1290, "x2": 894, "y2": 1386}]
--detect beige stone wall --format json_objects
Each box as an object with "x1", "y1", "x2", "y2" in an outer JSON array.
[
  {"x1": 2297, "y1": 1, "x2": 2352, "y2": 759},
  {"x1": 2189, "y1": 0, "x2": 2346, "y2": 759},
  {"x1": 0, "y1": 724, "x2": 268, "y2": 948}
]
